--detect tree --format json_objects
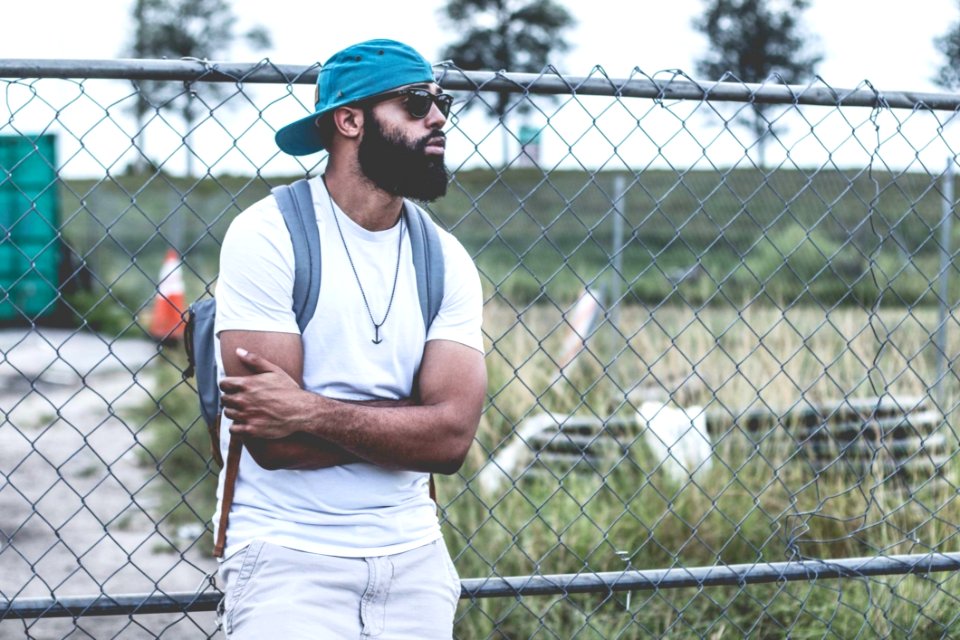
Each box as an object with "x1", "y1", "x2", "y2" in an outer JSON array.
[
  {"x1": 439, "y1": 0, "x2": 575, "y2": 166},
  {"x1": 692, "y1": 0, "x2": 822, "y2": 168},
  {"x1": 125, "y1": 0, "x2": 270, "y2": 175},
  {"x1": 934, "y1": 10, "x2": 960, "y2": 90}
]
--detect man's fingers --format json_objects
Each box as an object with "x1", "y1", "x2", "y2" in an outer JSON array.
[
  {"x1": 220, "y1": 402, "x2": 234, "y2": 417},
  {"x1": 219, "y1": 377, "x2": 244, "y2": 394}
]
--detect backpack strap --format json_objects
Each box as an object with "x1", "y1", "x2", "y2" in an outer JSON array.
[
  {"x1": 185, "y1": 297, "x2": 220, "y2": 430},
  {"x1": 213, "y1": 429, "x2": 242, "y2": 558},
  {"x1": 214, "y1": 180, "x2": 321, "y2": 559},
  {"x1": 404, "y1": 201, "x2": 446, "y2": 512},
  {"x1": 273, "y1": 179, "x2": 321, "y2": 333},
  {"x1": 403, "y1": 200, "x2": 445, "y2": 331}
]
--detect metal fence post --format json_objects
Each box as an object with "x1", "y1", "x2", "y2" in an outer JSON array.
[
  {"x1": 610, "y1": 173, "x2": 626, "y2": 329},
  {"x1": 937, "y1": 158, "x2": 955, "y2": 408}
]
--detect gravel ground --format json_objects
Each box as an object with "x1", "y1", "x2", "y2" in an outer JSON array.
[{"x1": 0, "y1": 329, "x2": 218, "y2": 639}]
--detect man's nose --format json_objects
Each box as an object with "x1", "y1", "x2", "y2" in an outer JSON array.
[{"x1": 424, "y1": 101, "x2": 447, "y2": 129}]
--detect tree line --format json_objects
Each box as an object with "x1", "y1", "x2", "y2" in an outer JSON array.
[{"x1": 125, "y1": 0, "x2": 960, "y2": 172}]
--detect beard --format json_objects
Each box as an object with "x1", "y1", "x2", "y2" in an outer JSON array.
[{"x1": 357, "y1": 110, "x2": 449, "y2": 202}]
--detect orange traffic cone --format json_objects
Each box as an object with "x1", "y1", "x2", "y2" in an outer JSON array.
[{"x1": 149, "y1": 248, "x2": 186, "y2": 342}]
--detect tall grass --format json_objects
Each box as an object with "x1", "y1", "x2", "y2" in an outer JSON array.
[
  {"x1": 137, "y1": 298, "x2": 960, "y2": 637},
  {"x1": 442, "y1": 299, "x2": 960, "y2": 637}
]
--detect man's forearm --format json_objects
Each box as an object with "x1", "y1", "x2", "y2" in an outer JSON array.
[
  {"x1": 295, "y1": 395, "x2": 475, "y2": 474},
  {"x1": 242, "y1": 397, "x2": 414, "y2": 471},
  {"x1": 242, "y1": 432, "x2": 359, "y2": 470},
  {"x1": 222, "y1": 342, "x2": 485, "y2": 474}
]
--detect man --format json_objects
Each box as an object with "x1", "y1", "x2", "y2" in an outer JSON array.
[{"x1": 212, "y1": 39, "x2": 485, "y2": 639}]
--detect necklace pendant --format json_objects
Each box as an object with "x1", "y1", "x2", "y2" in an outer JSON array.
[{"x1": 324, "y1": 178, "x2": 402, "y2": 351}]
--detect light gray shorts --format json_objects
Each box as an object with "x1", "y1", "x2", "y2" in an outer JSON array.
[{"x1": 217, "y1": 539, "x2": 461, "y2": 639}]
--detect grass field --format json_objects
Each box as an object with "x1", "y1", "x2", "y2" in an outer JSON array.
[
  {"x1": 135, "y1": 298, "x2": 960, "y2": 638},
  {"x1": 52, "y1": 165, "x2": 959, "y2": 336},
  {"x1": 43, "y1": 165, "x2": 960, "y2": 635}
]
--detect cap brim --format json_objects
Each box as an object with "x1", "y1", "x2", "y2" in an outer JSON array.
[{"x1": 275, "y1": 111, "x2": 327, "y2": 156}]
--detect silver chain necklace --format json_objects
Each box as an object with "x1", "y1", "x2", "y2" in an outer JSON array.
[{"x1": 324, "y1": 178, "x2": 404, "y2": 345}]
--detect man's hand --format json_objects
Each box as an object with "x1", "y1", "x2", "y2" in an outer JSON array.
[{"x1": 220, "y1": 348, "x2": 312, "y2": 439}]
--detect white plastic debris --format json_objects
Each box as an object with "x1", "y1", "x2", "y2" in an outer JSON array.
[{"x1": 637, "y1": 401, "x2": 713, "y2": 482}]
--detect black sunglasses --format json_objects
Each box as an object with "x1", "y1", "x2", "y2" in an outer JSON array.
[{"x1": 366, "y1": 88, "x2": 454, "y2": 119}]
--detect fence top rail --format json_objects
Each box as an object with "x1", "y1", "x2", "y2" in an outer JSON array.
[{"x1": 2, "y1": 57, "x2": 960, "y2": 112}]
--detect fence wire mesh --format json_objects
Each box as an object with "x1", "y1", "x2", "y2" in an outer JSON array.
[{"x1": 2, "y1": 59, "x2": 960, "y2": 638}]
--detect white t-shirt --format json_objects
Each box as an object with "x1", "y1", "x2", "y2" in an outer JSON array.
[{"x1": 212, "y1": 176, "x2": 483, "y2": 559}]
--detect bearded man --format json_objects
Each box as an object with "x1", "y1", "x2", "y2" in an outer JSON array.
[{"x1": 211, "y1": 39, "x2": 485, "y2": 639}]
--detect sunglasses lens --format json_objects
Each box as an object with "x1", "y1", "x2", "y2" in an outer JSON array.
[
  {"x1": 436, "y1": 95, "x2": 453, "y2": 117},
  {"x1": 402, "y1": 91, "x2": 453, "y2": 119},
  {"x1": 406, "y1": 93, "x2": 432, "y2": 118}
]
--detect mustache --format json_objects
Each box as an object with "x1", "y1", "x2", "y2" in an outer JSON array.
[{"x1": 417, "y1": 132, "x2": 445, "y2": 150}]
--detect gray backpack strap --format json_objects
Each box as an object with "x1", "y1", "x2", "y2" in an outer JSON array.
[
  {"x1": 272, "y1": 179, "x2": 321, "y2": 332},
  {"x1": 403, "y1": 201, "x2": 445, "y2": 331},
  {"x1": 185, "y1": 297, "x2": 219, "y2": 429}
]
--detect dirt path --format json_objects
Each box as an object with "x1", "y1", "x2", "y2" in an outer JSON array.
[{"x1": 0, "y1": 329, "x2": 218, "y2": 639}]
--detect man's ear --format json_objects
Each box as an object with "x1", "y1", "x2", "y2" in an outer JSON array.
[{"x1": 332, "y1": 106, "x2": 364, "y2": 142}]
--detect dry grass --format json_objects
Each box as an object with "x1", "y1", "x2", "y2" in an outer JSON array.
[
  {"x1": 138, "y1": 299, "x2": 960, "y2": 637},
  {"x1": 447, "y1": 300, "x2": 960, "y2": 637}
]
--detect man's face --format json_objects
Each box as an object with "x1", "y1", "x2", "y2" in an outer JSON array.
[{"x1": 356, "y1": 89, "x2": 449, "y2": 202}]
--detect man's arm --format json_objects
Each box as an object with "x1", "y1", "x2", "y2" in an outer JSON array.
[
  {"x1": 219, "y1": 330, "x2": 362, "y2": 471},
  {"x1": 220, "y1": 339, "x2": 486, "y2": 474}
]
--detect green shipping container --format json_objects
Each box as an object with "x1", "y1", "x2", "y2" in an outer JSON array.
[{"x1": 0, "y1": 134, "x2": 60, "y2": 323}]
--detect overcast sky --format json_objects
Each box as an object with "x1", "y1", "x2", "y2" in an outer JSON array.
[
  {"x1": 3, "y1": 0, "x2": 956, "y2": 92},
  {"x1": 3, "y1": 0, "x2": 958, "y2": 176}
]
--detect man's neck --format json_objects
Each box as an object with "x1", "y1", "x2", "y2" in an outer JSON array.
[{"x1": 322, "y1": 164, "x2": 403, "y2": 232}]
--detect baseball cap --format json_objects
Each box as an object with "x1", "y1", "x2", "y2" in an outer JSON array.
[{"x1": 275, "y1": 39, "x2": 436, "y2": 156}]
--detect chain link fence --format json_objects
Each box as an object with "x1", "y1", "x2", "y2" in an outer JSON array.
[{"x1": 2, "y1": 58, "x2": 960, "y2": 638}]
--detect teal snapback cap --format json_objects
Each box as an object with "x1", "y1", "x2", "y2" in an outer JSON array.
[{"x1": 275, "y1": 39, "x2": 436, "y2": 156}]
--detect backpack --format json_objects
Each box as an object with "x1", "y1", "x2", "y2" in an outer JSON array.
[{"x1": 183, "y1": 178, "x2": 445, "y2": 556}]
